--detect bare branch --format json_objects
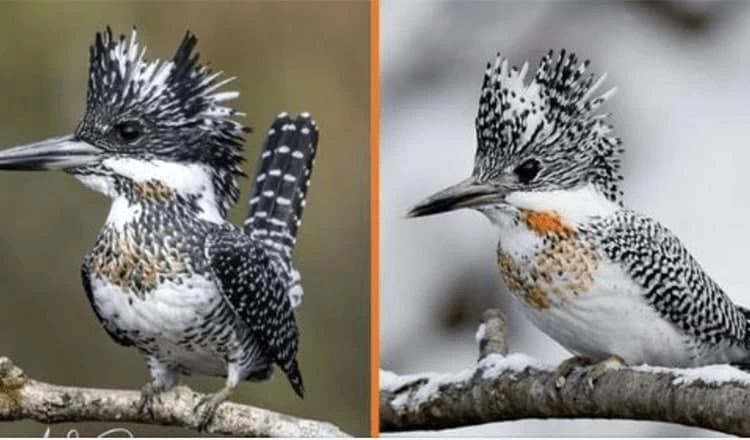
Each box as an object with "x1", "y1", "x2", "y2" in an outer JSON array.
[
  {"x1": 0, "y1": 357, "x2": 349, "y2": 437},
  {"x1": 476, "y1": 308, "x2": 508, "y2": 360},
  {"x1": 380, "y1": 308, "x2": 750, "y2": 435}
]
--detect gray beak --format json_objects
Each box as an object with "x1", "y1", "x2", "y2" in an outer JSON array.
[
  {"x1": 406, "y1": 176, "x2": 506, "y2": 218},
  {"x1": 0, "y1": 134, "x2": 101, "y2": 171}
]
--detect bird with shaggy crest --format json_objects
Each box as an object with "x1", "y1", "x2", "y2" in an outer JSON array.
[
  {"x1": 0, "y1": 27, "x2": 319, "y2": 428},
  {"x1": 408, "y1": 49, "x2": 750, "y2": 380}
]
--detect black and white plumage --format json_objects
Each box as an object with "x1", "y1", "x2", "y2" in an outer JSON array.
[
  {"x1": 473, "y1": 50, "x2": 622, "y2": 203},
  {"x1": 0, "y1": 27, "x2": 319, "y2": 426},
  {"x1": 591, "y1": 212, "x2": 750, "y2": 352},
  {"x1": 408, "y1": 50, "x2": 750, "y2": 368},
  {"x1": 246, "y1": 115, "x2": 318, "y2": 259}
]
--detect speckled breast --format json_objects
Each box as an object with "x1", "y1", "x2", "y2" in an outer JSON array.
[
  {"x1": 83, "y1": 218, "x2": 238, "y2": 366},
  {"x1": 497, "y1": 210, "x2": 601, "y2": 310},
  {"x1": 90, "y1": 225, "x2": 195, "y2": 298},
  {"x1": 88, "y1": 204, "x2": 215, "y2": 299}
]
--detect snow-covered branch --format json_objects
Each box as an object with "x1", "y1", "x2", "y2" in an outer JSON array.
[
  {"x1": 0, "y1": 356, "x2": 348, "y2": 437},
  {"x1": 380, "y1": 309, "x2": 750, "y2": 435}
]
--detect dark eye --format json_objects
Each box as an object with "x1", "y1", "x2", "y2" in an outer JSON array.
[
  {"x1": 514, "y1": 158, "x2": 541, "y2": 184},
  {"x1": 114, "y1": 120, "x2": 144, "y2": 143}
]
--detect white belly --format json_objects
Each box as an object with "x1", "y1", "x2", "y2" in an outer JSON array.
[
  {"x1": 90, "y1": 275, "x2": 233, "y2": 374},
  {"x1": 517, "y1": 262, "x2": 698, "y2": 367},
  {"x1": 91, "y1": 275, "x2": 219, "y2": 335}
]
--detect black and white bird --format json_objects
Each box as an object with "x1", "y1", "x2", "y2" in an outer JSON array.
[
  {"x1": 408, "y1": 50, "x2": 750, "y2": 373},
  {"x1": 0, "y1": 27, "x2": 318, "y2": 427}
]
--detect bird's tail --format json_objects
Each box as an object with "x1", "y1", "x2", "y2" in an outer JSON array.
[
  {"x1": 244, "y1": 113, "x2": 319, "y2": 259},
  {"x1": 285, "y1": 359, "x2": 305, "y2": 398}
]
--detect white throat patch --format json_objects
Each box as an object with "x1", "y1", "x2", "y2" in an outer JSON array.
[
  {"x1": 505, "y1": 183, "x2": 620, "y2": 225},
  {"x1": 77, "y1": 158, "x2": 226, "y2": 224}
]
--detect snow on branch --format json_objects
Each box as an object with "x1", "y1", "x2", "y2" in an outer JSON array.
[
  {"x1": 380, "y1": 309, "x2": 750, "y2": 435},
  {"x1": 0, "y1": 356, "x2": 349, "y2": 437}
]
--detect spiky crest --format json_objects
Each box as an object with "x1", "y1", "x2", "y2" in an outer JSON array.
[
  {"x1": 81, "y1": 27, "x2": 248, "y2": 215},
  {"x1": 474, "y1": 49, "x2": 623, "y2": 203}
]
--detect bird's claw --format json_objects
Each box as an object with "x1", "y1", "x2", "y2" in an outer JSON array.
[
  {"x1": 137, "y1": 382, "x2": 165, "y2": 418},
  {"x1": 194, "y1": 390, "x2": 229, "y2": 432},
  {"x1": 583, "y1": 355, "x2": 625, "y2": 390},
  {"x1": 554, "y1": 354, "x2": 625, "y2": 390},
  {"x1": 554, "y1": 355, "x2": 593, "y2": 388},
  {"x1": 194, "y1": 397, "x2": 214, "y2": 432}
]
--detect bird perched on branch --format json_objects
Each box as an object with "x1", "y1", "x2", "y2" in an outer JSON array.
[
  {"x1": 0, "y1": 27, "x2": 318, "y2": 428},
  {"x1": 408, "y1": 49, "x2": 750, "y2": 377}
]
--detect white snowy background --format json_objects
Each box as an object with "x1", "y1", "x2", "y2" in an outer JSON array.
[{"x1": 380, "y1": 0, "x2": 750, "y2": 436}]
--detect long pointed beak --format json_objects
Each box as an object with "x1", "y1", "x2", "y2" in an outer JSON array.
[
  {"x1": 406, "y1": 176, "x2": 506, "y2": 218},
  {"x1": 0, "y1": 134, "x2": 101, "y2": 171}
]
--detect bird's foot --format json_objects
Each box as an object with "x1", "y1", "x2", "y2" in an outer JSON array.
[
  {"x1": 554, "y1": 355, "x2": 593, "y2": 388},
  {"x1": 583, "y1": 355, "x2": 625, "y2": 391},
  {"x1": 194, "y1": 386, "x2": 233, "y2": 431},
  {"x1": 554, "y1": 354, "x2": 626, "y2": 390},
  {"x1": 137, "y1": 382, "x2": 166, "y2": 418}
]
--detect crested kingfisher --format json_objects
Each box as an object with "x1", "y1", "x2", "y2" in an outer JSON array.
[
  {"x1": 0, "y1": 27, "x2": 318, "y2": 427},
  {"x1": 408, "y1": 50, "x2": 750, "y2": 374}
]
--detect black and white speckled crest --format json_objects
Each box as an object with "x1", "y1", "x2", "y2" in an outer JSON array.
[
  {"x1": 474, "y1": 50, "x2": 624, "y2": 203},
  {"x1": 77, "y1": 27, "x2": 248, "y2": 213}
]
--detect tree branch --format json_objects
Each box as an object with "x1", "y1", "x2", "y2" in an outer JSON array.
[
  {"x1": 0, "y1": 356, "x2": 349, "y2": 437},
  {"x1": 380, "y1": 308, "x2": 750, "y2": 435}
]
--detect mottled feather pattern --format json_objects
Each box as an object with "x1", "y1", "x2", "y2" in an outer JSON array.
[
  {"x1": 82, "y1": 191, "x2": 220, "y2": 348},
  {"x1": 245, "y1": 113, "x2": 319, "y2": 260},
  {"x1": 83, "y1": 185, "x2": 303, "y2": 387},
  {"x1": 207, "y1": 231, "x2": 304, "y2": 397},
  {"x1": 81, "y1": 260, "x2": 135, "y2": 347},
  {"x1": 87, "y1": 195, "x2": 209, "y2": 296},
  {"x1": 587, "y1": 211, "x2": 750, "y2": 346}
]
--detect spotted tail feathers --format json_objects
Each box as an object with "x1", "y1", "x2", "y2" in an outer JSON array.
[{"x1": 244, "y1": 113, "x2": 318, "y2": 259}]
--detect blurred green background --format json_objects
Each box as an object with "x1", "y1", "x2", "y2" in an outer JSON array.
[{"x1": 0, "y1": 0, "x2": 370, "y2": 436}]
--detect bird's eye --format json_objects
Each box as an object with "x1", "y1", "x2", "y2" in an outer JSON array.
[
  {"x1": 114, "y1": 120, "x2": 144, "y2": 143},
  {"x1": 514, "y1": 158, "x2": 541, "y2": 184}
]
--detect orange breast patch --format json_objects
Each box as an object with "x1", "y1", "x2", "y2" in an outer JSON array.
[{"x1": 521, "y1": 210, "x2": 575, "y2": 236}]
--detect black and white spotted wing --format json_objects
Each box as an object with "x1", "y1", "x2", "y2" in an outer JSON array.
[
  {"x1": 590, "y1": 210, "x2": 750, "y2": 348},
  {"x1": 206, "y1": 230, "x2": 304, "y2": 397},
  {"x1": 244, "y1": 113, "x2": 318, "y2": 260}
]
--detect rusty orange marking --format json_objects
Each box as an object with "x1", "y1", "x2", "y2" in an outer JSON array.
[
  {"x1": 522, "y1": 210, "x2": 575, "y2": 236},
  {"x1": 134, "y1": 180, "x2": 175, "y2": 201},
  {"x1": 497, "y1": 251, "x2": 551, "y2": 310},
  {"x1": 527, "y1": 287, "x2": 550, "y2": 310},
  {"x1": 92, "y1": 225, "x2": 187, "y2": 296}
]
